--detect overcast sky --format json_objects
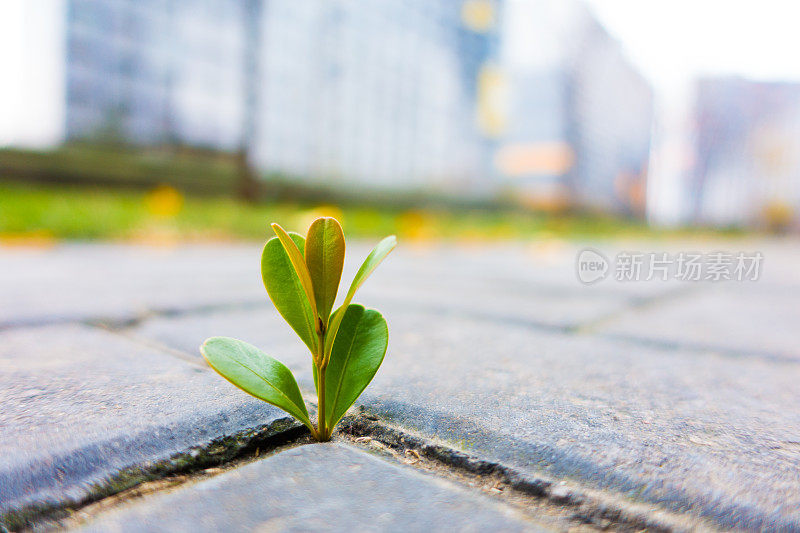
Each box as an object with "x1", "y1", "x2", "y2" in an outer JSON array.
[{"x1": 582, "y1": 0, "x2": 800, "y2": 93}]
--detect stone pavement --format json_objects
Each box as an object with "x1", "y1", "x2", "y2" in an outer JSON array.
[
  {"x1": 75, "y1": 444, "x2": 542, "y2": 533},
  {"x1": 1, "y1": 239, "x2": 799, "y2": 531}
]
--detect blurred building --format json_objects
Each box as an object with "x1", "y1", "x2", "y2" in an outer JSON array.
[
  {"x1": 496, "y1": 0, "x2": 653, "y2": 215},
  {"x1": 0, "y1": 0, "x2": 246, "y2": 150},
  {"x1": 253, "y1": 0, "x2": 502, "y2": 194},
  {"x1": 2, "y1": 0, "x2": 656, "y2": 212},
  {"x1": 691, "y1": 77, "x2": 800, "y2": 230},
  {"x1": 1, "y1": 0, "x2": 502, "y2": 196}
]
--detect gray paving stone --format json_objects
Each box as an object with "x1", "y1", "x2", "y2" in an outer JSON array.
[
  {"x1": 359, "y1": 278, "x2": 634, "y2": 331},
  {"x1": 0, "y1": 324, "x2": 297, "y2": 516},
  {"x1": 7, "y1": 238, "x2": 791, "y2": 330},
  {"x1": 5, "y1": 239, "x2": 800, "y2": 530},
  {"x1": 129, "y1": 307, "x2": 307, "y2": 366},
  {"x1": 0, "y1": 241, "x2": 665, "y2": 330},
  {"x1": 75, "y1": 443, "x2": 544, "y2": 533},
  {"x1": 363, "y1": 310, "x2": 800, "y2": 531},
  {"x1": 0, "y1": 244, "x2": 264, "y2": 327},
  {"x1": 596, "y1": 283, "x2": 800, "y2": 360},
  {"x1": 359, "y1": 241, "x2": 687, "y2": 328},
  {"x1": 132, "y1": 306, "x2": 800, "y2": 530}
]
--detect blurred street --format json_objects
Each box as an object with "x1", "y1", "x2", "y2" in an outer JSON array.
[{"x1": 2, "y1": 238, "x2": 799, "y2": 530}]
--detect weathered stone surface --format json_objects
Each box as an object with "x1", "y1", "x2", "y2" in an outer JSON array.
[
  {"x1": 0, "y1": 244, "x2": 264, "y2": 328},
  {"x1": 130, "y1": 307, "x2": 309, "y2": 371},
  {"x1": 4, "y1": 240, "x2": 800, "y2": 530},
  {"x1": 361, "y1": 309, "x2": 800, "y2": 531},
  {"x1": 358, "y1": 241, "x2": 677, "y2": 329},
  {"x1": 131, "y1": 305, "x2": 800, "y2": 530},
  {"x1": 596, "y1": 283, "x2": 800, "y2": 360},
  {"x1": 0, "y1": 241, "x2": 664, "y2": 330},
  {"x1": 76, "y1": 443, "x2": 544, "y2": 533},
  {"x1": 0, "y1": 324, "x2": 299, "y2": 516}
]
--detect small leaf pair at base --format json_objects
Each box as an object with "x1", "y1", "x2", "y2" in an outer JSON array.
[
  {"x1": 201, "y1": 308, "x2": 387, "y2": 436},
  {"x1": 201, "y1": 337, "x2": 313, "y2": 431}
]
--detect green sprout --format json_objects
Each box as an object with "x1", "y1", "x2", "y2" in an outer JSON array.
[{"x1": 201, "y1": 217, "x2": 396, "y2": 441}]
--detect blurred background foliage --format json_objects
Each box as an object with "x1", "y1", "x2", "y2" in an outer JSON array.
[{"x1": 1, "y1": 178, "x2": 740, "y2": 246}]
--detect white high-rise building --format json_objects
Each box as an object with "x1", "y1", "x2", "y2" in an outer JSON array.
[
  {"x1": 691, "y1": 77, "x2": 800, "y2": 230},
  {"x1": 0, "y1": 0, "x2": 246, "y2": 150},
  {"x1": 497, "y1": 0, "x2": 653, "y2": 214}
]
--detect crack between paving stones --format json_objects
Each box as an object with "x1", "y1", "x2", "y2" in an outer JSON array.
[
  {"x1": 84, "y1": 300, "x2": 271, "y2": 330},
  {"x1": 572, "y1": 284, "x2": 800, "y2": 364},
  {"x1": 3, "y1": 407, "x2": 721, "y2": 533},
  {"x1": 87, "y1": 287, "x2": 799, "y2": 370},
  {"x1": 571, "y1": 284, "x2": 700, "y2": 335},
  {"x1": 335, "y1": 410, "x2": 719, "y2": 533},
  {"x1": 0, "y1": 300, "x2": 271, "y2": 333},
  {"x1": 0, "y1": 418, "x2": 310, "y2": 532},
  {"x1": 98, "y1": 326, "x2": 210, "y2": 368},
  {"x1": 593, "y1": 331, "x2": 800, "y2": 365}
]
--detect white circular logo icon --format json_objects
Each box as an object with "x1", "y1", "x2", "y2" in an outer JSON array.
[{"x1": 576, "y1": 248, "x2": 609, "y2": 284}]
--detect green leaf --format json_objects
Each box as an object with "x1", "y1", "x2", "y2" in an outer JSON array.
[
  {"x1": 201, "y1": 337, "x2": 312, "y2": 430},
  {"x1": 271, "y1": 223, "x2": 319, "y2": 325},
  {"x1": 324, "y1": 235, "x2": 396, "y2": 358},
  {"x1": 261, "y1": 234, "x2": 317, "y2": 353},
  {"x1": 305, "y1": 217, "x2": 345, "y2": 323},
  {"x1": 324, "y1": 304, "x2": 389, "y2": 427}
]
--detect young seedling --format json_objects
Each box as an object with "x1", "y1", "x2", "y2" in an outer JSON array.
[{"x1": 201, "y1": 217, "x2": 396, "y2": 441}]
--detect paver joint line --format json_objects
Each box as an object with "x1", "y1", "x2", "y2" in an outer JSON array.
[
  {"x1": 595, "y1": 331, "x2": 800, "y2": 365},
  {"x1": 573, "y1": 284, "x2": 701, "y2": 335},
  {"x1": 335, "y1": 411, "x2": 713, "y2": 533},
  {"x1": 0, "y1": 418, "x2": 307, "y2": 532},
  {"x1": 4, "y1": 406, "x2": 714, "y2": 533}
]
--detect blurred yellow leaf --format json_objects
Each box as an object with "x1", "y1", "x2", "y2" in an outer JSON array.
[
  {"x1": 144, "y1": 185, "x2": 184, "y2": 218},
  {"x1": 398, "y1": 210, "x2": 436, "y2": 241},
  {"x1": 0, "y1": 230, "x2": 56, "y2": 248}
]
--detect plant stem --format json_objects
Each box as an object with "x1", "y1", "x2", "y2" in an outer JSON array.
[
  {"x1": 315, "y1": 328, "x2": 328, "y2": 441},
  {"x1": 317, "y1": 363, "x2": 327, "y2": 441}
]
